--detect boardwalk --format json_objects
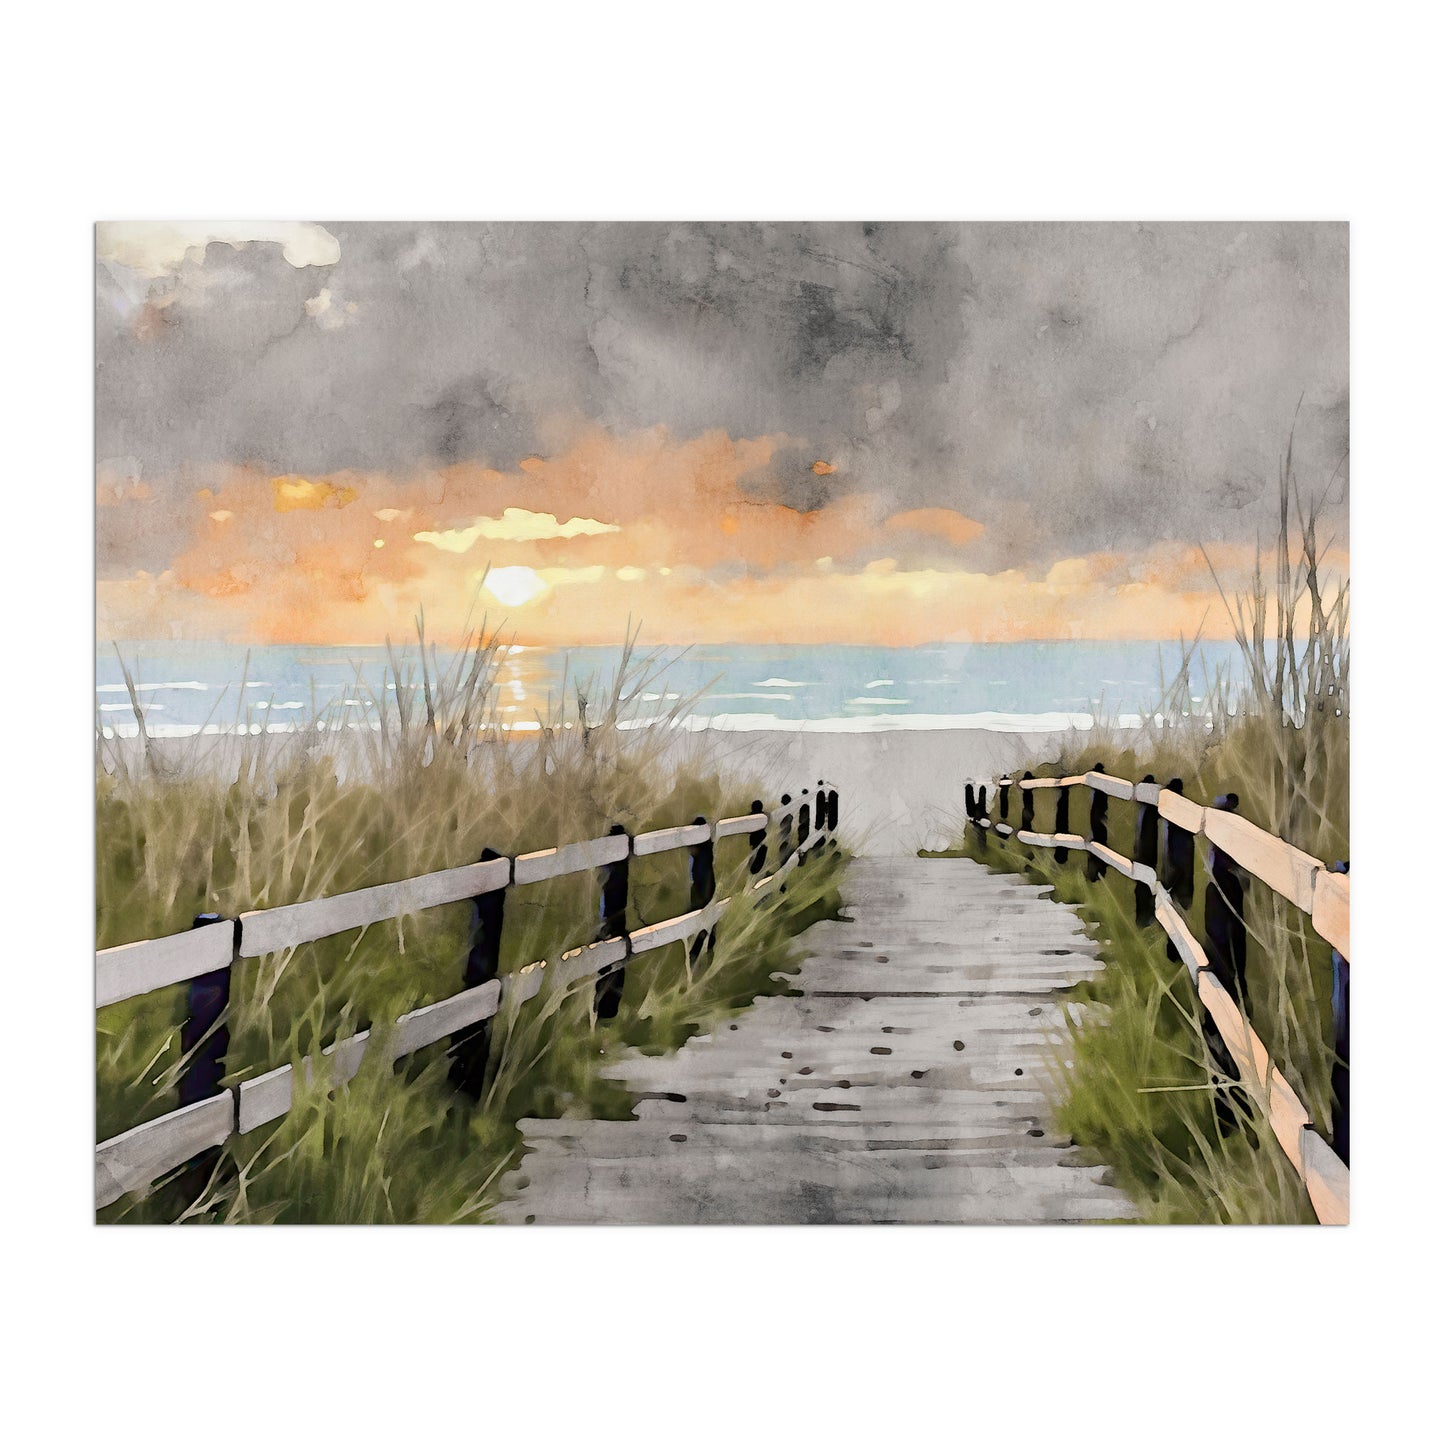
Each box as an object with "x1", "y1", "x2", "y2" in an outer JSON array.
[{"x1": 493, "y1": 855, "x2": 1136, "y2": 1224}]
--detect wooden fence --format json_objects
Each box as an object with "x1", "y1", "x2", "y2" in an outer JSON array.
[
  {"x1": 95, "y1": 782, "x2": 841, "y2": 1209},
  {"x1": 963, "y1": 769, "x2": 1350, "y2": 1225}
]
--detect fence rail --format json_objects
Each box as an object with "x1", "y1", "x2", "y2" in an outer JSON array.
[
  {"x1": 95, "y1": 784, "x2": 840, "y2": 1209},
  {"x1": 966, "y1": 768, "x2": 1350, "y2": 1225}
]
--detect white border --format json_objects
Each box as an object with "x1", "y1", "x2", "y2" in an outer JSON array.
[{"x1": 6, "y1": 2, "x2": 1437, "y2": 1438}]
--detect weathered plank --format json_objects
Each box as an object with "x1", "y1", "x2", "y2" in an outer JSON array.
[
  {"x1": 96, "y1": 1093, "x2": 233, "y2": 1208},
  {"x1": 514, "y1": 834, "x2": 628, "y2": 887},
  {"x1": 1301, "y1": 1128, "x2": 1350, "y2": 1225},
  {"x1": 1197, "y1": 970, "x2": 1271, "y2": 1084},
  {"x1": 1265, "y1": 1067, "x2": 1311, "y2": 1175},
  {"x1": 504, "y1": 959, "x2": 549, "y2": 1006},
  {"x1": 1083, "y1": 771, "x2": 1134, "y2": 800},
  {"x1": 1156, "y1": 789, "x2": 1205, "y2": 833},
  {"x1": 494, "y1": 1159, "x2": 1134, "y2": 1225},
  {"x1": 1202, "y1": 808, "x2": 1321, "y2": 911},
  {"x1": 1086, "y1": 840, "x2": 1134, "y2": 877},
  {"x1": 714, "y1": 812, "x2": 768, "y2": 839},
  {"x1": 239, "y1": 857, "x2": 510, "y2": 958},
  {"x1": 1312, "y1": 869, "x2": 1350, "y2": 958},
  {"x1": 236, "y1": 1031, "x2": 372, "y2": 1134},
  {"x1": 97, "y1": 922, "x2": 235, "y2": 1008},
  {"x1": 237, "y1": 1064, "x2": 295, "y2": 1134},
  {"x1": 551, "y1": 938, "x2": 628, "y2": 989},
  {"x1": 1156, "y1": 895, "x2": 1208, "y2": 980},
  {"x1": 1196, "y1": 958, "x2": 1348, "y2": 1222},
  {"x1": 630, "y1": 899, "x2": 728, "y2": 955},
  {"x1": 633, "y1": 823, "x2": 710, "y2": 857},
  {"x1": 392, "y1": 979, "x2": 503, "y2": 1056}
]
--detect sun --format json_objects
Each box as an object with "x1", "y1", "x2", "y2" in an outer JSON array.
[{"x1": 484, "y1": 565, "x2": 548, "y2": 608}]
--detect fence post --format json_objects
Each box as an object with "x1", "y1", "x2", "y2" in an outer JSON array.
[
  {"x1": 998, "y1": 777, "x2": 1011, "y2": 823},
  {"x1": 1020, "y1": 772, "x2": 1035, "y2": 855},
  {"x1": 1085, "y1": 763, "x2": 1108, "y2": 882},
  {"x1": 797, "y1": 787, "x2": 812, "y2": 858},
  {"x1": 1161, "y1": 777, "x2": 1196, "y2": 913},
  {"x1": 778, "y1": 795, "x2": 794, "y2": 864},
  {"x1": 1202, "y1": 794, "x2": 1247, "y2": 1004},
  {"x1": 972, "y1": 781, "x2": 990, "y2": 848},
  {"x1": 748, "y1": 799, "x2": 768, "y2": 875},
  {"x1": 827, "y1": 786, "x2": 839, "y2": 834},
  {"x1": 594, "y1": 824, "x2": 632, "y2": 1021},
  {"x1": 815, "y1": 780, "x2": 827, "y2": 835},
  {"x1": 1053, "y1": 781, "x2": 1071, "y2": 864},
  {"x1": 1330, "y1": 860, "x2": 1350, "y2": 1164},
  {"x1": 450, "y1": 847, "x2": 506, "y2": 1099},
  {"x1": 1200, "y1": 793, "x2": 1252, "y2": 1139},
  {"x1": 178, "y1": 914, "x2": 234, "y2": 1109},
  {"x1": 688, "y1": 815, "x2": 716, "y2": 964},
  {"x1": 1133, "y1": 774, "x2": 1158, "y2": 926}
]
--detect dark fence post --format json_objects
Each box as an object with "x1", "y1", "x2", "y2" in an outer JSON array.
[
  {"x1": 1020, "y1": 773, "x2": 1034, "y2": 831},
  {"x1": 1085, "y1": 763, "x2": 1108, "y2": 881},
  {"x1": 450, "y1": 847, "x2": 506, "y2": 1100},
  {"x1": 1202, "y1": 793, "x2": 1252, "y2": 1140},
  {"x1": 748, "y1": 799, "x2": 768, "y2": 875},
  {"x1": 1053, "y1": 782, "x2": 1071, "y2": 864},
  {"x1": 815, "y1": 780, "x2": 826, "y2": 834},
  {"x1": 998, "y1": 778, "x2": 1011, "y2": 823},
  {"x1": 594, "y1": 824, "x2": 631, "y2": 1021},
  {"x1": 1330, "y1": 860, "x2": 1350, "y2": 1165},
  {"x1": 797, "y1": 788, "x2": 812, "y2": 857},
  {"x1": 1203, "y1": 794, "x2": 1247, "y2": 1005},
  {"x1": 178, "y1": 914, "x2": 233, "y2": 1109},
  {"x1": 688, "y1": 816, "x2": 716, "y2": 964},
  {"x1": 778, "y1": 795, "x2": 794, "y2": 864},
  {"x1": 964, "y1": 782, "x2": 976, "y2": 821},
  {"x1": 1133, "y1": 774, "x2": 1158, "y2": 926},
  {"x1": 827, "y1": 787, "x2": 838, "y2": 834},
  {"x1": 1161, "y1": 778, "x2": 1196, "y2": 912}
]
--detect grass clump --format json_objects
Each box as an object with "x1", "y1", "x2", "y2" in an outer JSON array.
[{"x1": 97, "y1": 622, "x2": 846, "y2": 1223}]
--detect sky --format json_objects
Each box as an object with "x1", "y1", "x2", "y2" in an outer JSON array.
[{"x1": 96, "y1": 221, "x2": 1348, "y2": 647}]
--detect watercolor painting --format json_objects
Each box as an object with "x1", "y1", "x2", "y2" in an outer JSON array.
[{"x1": 95, "y1": 221, "x2": 1348, "y2": 1224}]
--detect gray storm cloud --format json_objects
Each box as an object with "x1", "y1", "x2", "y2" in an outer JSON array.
[{"x1": 96, "y1": 221, "x2": 1347, "y2": 570}]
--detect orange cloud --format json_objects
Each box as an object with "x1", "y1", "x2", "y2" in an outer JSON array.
[
  {"x1": 271, "y1": 476, "x2": 358, "y2": 512},
  {"x1": 95, "y1": 425, "x2": 1339, "y2": 649}
]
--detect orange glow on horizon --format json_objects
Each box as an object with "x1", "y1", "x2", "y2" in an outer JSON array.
[{"x1": 95, "y1": 427, "x2": 1346, "y2": 649}]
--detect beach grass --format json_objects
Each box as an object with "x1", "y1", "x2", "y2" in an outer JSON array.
[
  {"x1": 96, "y1": 623, "x2": 846, "y2": 1223},
  {"x1": 945, "y1": 457, "x2": 1348, "y2": 1223}
]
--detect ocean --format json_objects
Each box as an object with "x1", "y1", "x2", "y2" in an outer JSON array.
[{"x1": 95, "y1": 639, "x2": 1244, "y2": 737}]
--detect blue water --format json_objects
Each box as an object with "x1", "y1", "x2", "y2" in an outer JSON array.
[{"x1": 95, "y1": 640, "x2": 1244, "y2": 736}]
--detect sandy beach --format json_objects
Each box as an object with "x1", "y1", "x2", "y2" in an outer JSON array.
[{"x1": 659, "y1": 724, "x2": 1074, "y2": 855}]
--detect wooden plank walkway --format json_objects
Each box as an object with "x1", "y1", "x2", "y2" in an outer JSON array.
[{"x1": 492, "y1": 856, "x2": 1136, "y2": 1224}]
